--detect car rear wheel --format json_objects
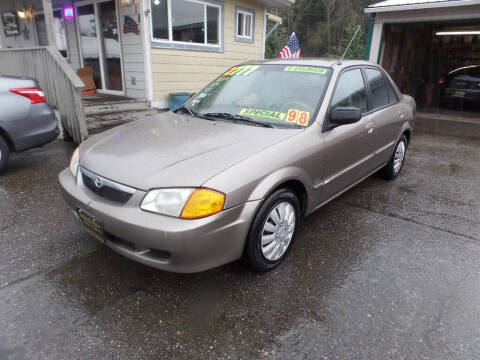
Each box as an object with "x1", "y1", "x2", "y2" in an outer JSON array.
[
  {"x1": 382, "y1": 135, "x2": 408, "y2": 180},
  {"x1": 0, "y1": 136, "x2": 9, "y2": 174},
  {"x1": 244, "y1": 188, "x2": 301, "y2": 272}
]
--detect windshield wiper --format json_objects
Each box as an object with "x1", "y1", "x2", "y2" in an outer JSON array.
[
  {"x1": 175, "y1": 105, "x2": 195, "y2": 116},
  {"x1": 202, "y1": 112, "x2": 274, "y2": 128},
  {"x1": 175, "y1": 105, "x2": 216, "y2": 121}
]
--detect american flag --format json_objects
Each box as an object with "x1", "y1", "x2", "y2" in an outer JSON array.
[
  {"x1": 279, "y1": 32, "x2": 301, "y2": 59},
  {"x1": 123, "y1": 15, "x2": 139, "y2": 35}
]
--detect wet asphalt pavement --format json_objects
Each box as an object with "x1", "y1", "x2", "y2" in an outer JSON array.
[{"x1": 0, "y1": 131, "x2": 479, "y2": 360}]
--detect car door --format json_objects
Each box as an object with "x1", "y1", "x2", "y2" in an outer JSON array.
[
  {"x1": 364, "y1": 67, "x2": 404, "y2": 164},
  {"x1": 319, "y1": 67, "x2": 379, "y2": 204}
]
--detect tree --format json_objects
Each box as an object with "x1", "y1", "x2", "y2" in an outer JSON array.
[{"x1": 265, "y1": 0, "x2": 377, "y2": 59}]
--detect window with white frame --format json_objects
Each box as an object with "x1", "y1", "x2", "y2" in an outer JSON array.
[
  {"x1": 150, "y1": 0, "x2": 222, "y2": 49},
  {"x1": 235, "y1": 6, "x2": 254, "y2": 43}
]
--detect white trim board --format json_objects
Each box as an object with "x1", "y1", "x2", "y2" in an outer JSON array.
[{"x1": 366, "y1": 0, "x2": 480, "y2": 13}]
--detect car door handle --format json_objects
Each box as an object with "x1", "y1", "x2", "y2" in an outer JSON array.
[{"x1": 365, "y1": 122, "x2": 375, "y2": 133}]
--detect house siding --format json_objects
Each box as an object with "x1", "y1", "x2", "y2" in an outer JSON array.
[
  {"x1": 150, "y1": 0, "x2": 265, "y2": 107},
  {"x1": 118, "y1": 3, "x2": 147, "y2": 99}
]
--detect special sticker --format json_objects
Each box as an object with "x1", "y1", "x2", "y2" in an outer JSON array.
[{"x1": 239, "y1": 108, "x2": 286, "y2": 121}]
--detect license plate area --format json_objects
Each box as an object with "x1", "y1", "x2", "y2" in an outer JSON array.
[
  {"x1": 453, "y1": 90, "x2": 466, "y2": 98},
  {"x1": 77, "y1": 208, "x2": 105, "y2": 244}
]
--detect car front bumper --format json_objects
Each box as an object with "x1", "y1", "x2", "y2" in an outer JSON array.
[{"x1": 58, "y1": 168, "x2": 260, "y2": 273}]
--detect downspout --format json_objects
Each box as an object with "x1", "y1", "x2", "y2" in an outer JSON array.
[
  {"x1": 266, "y1": 22, "x2": 280, "y2": 40},
  {"x1": 365, "y1": 13, "x2": 375, "y2": 60}
]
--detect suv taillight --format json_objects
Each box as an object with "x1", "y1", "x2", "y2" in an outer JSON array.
[{"x1": 10, "y1": 87, "x2": 46, "y2": 104}]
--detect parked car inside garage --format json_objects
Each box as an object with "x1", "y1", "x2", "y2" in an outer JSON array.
[
  {"x1": 443, "y1": 65, "x2": 480, "y2": 108},
  {"x1": 0, "y1": 75, "x2": 59, "y2": 173}
]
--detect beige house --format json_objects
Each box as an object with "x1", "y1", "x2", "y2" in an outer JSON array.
[{"x1": 0, "y1": 0, "x2": 292, "y2": 142}]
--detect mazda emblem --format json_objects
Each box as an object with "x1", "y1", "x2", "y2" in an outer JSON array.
[{"x1": 94, "y1": 177, "x2": 103, "y2": 189}]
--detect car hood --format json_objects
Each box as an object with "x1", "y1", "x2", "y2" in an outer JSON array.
[{"x1": 80, "y1": 112, "x2": 301, "y2": 191}]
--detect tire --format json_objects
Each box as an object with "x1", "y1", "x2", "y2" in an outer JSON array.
[
  {"x1": 244, "y1": 188, "x2": 301, "y2": 272},
  {"x1": 0, "y1": 136, "x2": 9, "y2": 174},
  {"x1": 382, "y1": 135, "x2": 408, "y2": 180}
]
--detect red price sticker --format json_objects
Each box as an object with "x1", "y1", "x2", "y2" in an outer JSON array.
[
  {"x1": 286, "y1": 109, "x2": 299, "y2": 123},
  {"x1": 286, "y1": 109, "x2": 310, "y2": 126},
  {"x1": 297, "y1": 111, "x2": 310, "y2": 126}
]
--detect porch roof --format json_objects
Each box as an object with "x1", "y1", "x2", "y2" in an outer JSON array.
[{"x1": 365, "y1": 0, "x2": 480, "y2": 13}]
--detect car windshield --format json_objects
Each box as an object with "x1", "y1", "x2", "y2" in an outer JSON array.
[{"x1": 186, "y1": 64, "x2": 332, "y2": 128}]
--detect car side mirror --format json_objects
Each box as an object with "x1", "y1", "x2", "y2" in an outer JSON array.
[{"x1": 329, "y1": 107, "x2": 363, "y2": 128}]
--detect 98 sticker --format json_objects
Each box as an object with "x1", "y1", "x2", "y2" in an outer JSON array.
[{"x1": 286, "y1": 109, "x2": 310, "y2": 127}]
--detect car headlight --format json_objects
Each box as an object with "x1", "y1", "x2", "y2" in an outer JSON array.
[
  {"x1": 140, "y1": 188, "x2": 225, "y2": 219},
  {"x1": 69, "y1": 147, "x2": 80, "y2": 177}
]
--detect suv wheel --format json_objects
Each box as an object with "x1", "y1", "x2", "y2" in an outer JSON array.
[
  {"x1": 244, "y1": 188, "x2": 301, "y2": 272},
  {"x1": 0, "y1": 136, "x2": 9, "y2": 174},
  {"x1": 382, "y1": 135, "x2": 408, "y2": 180}
]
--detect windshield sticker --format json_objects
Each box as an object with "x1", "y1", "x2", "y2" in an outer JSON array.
[
  {"x1": 286, "y1": 109, "x2": 311, "y2": 126},
  {"x1": 284, "y1": 66, "x2": 328, "y2": 75},
  {"x1": 240, "y1": 108, "x2": 286, "y2": 121},
  {"x1": 204, "y1": 77, "x2": 228, "y2": 91},
  {"x1": 223, "y1": 65, "x2": 260, "y2": 77}
]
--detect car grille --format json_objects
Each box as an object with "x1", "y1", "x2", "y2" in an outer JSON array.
[{"x1": 80, "y1": 167, "x2": 136, "y2": 204}]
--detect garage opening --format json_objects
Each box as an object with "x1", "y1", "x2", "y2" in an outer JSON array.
[{"x1": 380, "y1": 20, "x2": 480, "y2": 136}]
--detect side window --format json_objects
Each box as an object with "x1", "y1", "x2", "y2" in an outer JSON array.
[
  {"x1": 365, "y1": 68, "x2": 389, "y2": 110},
  {"x1": 385, "y1": 77, "x2": 399, "y2": 104},
  {"x1": 331, "y1": 69, "x2": 367, "y2": 112}
]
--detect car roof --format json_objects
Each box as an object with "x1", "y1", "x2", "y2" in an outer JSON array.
[
  {"x1": 241, "y1": 58, "x2": 376, "y2": 69},
  {"x1": 0, "y1": 74, "x2": 35, "y2": 81}
]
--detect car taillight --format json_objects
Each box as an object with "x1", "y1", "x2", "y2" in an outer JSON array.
[{"x1": 10, "y1": 87, "x2": 46, "y2": 104}]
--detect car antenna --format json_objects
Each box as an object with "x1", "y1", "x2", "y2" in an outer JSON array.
[{"x1": 338, "y1": 25, "x2": 361, "y2": 65}]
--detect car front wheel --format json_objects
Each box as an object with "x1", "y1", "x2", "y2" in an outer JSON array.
[
  {"x1": 0, "y1": 136, "x2": 9, "y2": 174},
  {"x1": 382, "y1": 134, "x2": 408, "y2": 180},
  {"x1": 244, "y1": 188, "x2": 301, "y2": 272}
]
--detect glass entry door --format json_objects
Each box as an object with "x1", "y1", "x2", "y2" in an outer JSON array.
[
  {"x1": 98, "y1": 1, "x2": 122, "y2": 91},
  {"x1": 76, "y1": 0, "x2": 123, "y2": 93}
]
